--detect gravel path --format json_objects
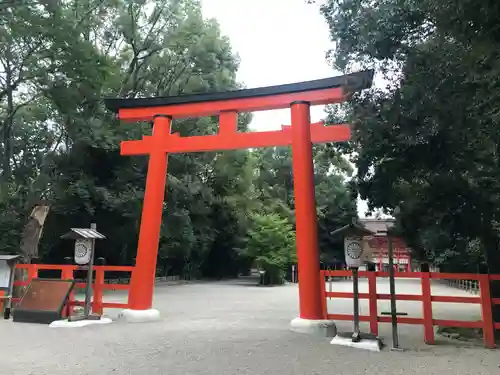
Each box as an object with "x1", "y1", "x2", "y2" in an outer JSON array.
[{"x1": 0, "y1": 277, "x2": 498, "y2": 375}]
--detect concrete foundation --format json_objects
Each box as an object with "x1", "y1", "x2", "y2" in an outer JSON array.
[
  {"x1": 289, "y1": 317, "x2": 337, "y2": 337},
  {"x1": 330, "y1": 332, "x2": 383, "y2": 352},
  {"x1": 119, "y1": 308, "x2": 161, "y2": 323}
]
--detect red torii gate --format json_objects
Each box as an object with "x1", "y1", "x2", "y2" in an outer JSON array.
[{"x1": 105, "y1": 70, "x2": 374, "y2": 327}]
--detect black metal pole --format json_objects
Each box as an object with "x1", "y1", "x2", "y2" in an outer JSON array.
[
  {"x1": 83, "y1": 223, "x2": 97, "y2": 318},
  {"x1": 352, "y1": 266, "x2": 361, "y2": 342},
  {"x1": 83, "y1": 241, "x2": 95, "y2": 318},
  {"x1": 388, "y1": 235, "x2": 400, "y2": 349}
]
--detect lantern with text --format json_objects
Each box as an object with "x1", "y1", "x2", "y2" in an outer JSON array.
[
  {"x1": 61, "y1": 226, "x2": 105, "y2": 321},
  {"x1": 331, "y1": 222, "x2": 379, "y2": 345},
  {"x1": 344, "y1": 237, "x2": 365, "y2": 268}
]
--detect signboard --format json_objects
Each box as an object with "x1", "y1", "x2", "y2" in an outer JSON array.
[
  {"x1": 13, "y1": 279, "x2": 75, "y2": 324},
  {"x1": 0, "y1": 261, "x2": 11, "y2": 290},
  {"x1": 74, "y1": 239, "x2": 92, "y2": 265},
  {"x1": 344, "y1": 237, "x2": 364, "y2": 268}
]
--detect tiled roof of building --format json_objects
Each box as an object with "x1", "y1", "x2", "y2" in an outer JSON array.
[{"x1": 359, "y1": 218, "x2": 395, "y2": 235}]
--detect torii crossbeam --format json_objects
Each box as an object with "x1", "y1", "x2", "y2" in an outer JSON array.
[{"x1": 105, "y1": 70, "x2": 374, "y2": 327}]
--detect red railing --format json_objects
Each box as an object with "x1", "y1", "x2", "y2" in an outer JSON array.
[
  {"x1": 13, "y1": 264, "x2": 134, "y2": 315},
  {"x1": 320, "y1": 270, "x2": 500, "y2": 349}
]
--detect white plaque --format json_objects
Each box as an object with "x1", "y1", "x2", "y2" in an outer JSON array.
[
  {"x1": 74, "y1": 239, "x2": 92, "y2": 265},
  {"x1": 344, "y1": 237, "x2": 364, "y2": 268},
  {"x1": 0, "y1": 261, "x2": 11, "y2": 289}
]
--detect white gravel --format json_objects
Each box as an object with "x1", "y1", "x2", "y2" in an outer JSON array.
[{"x1": 0, "y1": 277, "x2": 498, "y2": 375}]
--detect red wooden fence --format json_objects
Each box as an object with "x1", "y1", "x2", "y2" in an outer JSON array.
[
  {"x1": 12, "y1": 264, "x2": 134, "y2": 315},
  {"x1": 320, "y1": 270, "x2": 500, "y2": 349}
]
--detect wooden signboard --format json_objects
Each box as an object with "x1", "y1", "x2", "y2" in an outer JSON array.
[{"x1": 13, "y1": 279, "x2": 75, "y2": 324}]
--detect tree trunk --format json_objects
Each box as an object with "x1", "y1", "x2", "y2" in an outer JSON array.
[
  {"x1": 2, "y1": 54, "x2": 13, "y2": 181},
  {"x1": 13, "y1": 204, "x2": 50, "y2": 297},
  {"x1": 20, "y1": 204, "x2": 50, "y2": 262}
]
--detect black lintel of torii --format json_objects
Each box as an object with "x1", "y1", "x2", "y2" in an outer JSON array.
[{"x1": 104, "y1": 70, "x2": 374, "y2": 113}]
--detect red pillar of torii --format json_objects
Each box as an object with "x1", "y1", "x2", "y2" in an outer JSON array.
[{"x1": 105, "y1": 70, "x2": 374, "y2": 325}]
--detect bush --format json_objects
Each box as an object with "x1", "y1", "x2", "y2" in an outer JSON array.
[{"x1": 243, "y1": 213, "x2": 296, "y2": 285}]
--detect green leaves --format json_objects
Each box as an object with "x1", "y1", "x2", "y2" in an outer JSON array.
[
  {"x1": 0, "y1": 0, "x2": 249, "y2": 271},
  {"x1": 243, "y1": 213, "x2": 296, "y2": 285},
  {"x1": 319, "y1": 0, "x2": 500, "y2": 271}
]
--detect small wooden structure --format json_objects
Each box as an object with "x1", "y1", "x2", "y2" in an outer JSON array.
[
  {"x1": 0, "y1": 254, "x2": 21, "y2": 319},
  {"x1": 61, "y1": 226, "x2": 105, "y2": 321},
  {"x1": 331, "y1": 222, "x2": 376, "y2": 343}
]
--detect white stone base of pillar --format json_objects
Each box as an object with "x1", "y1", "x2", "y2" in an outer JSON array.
[
  {"x1": 119, "y1": 309, "x2": 161, "y2": 323},
  {"x1": 290, "y1": 317, "x2": 337, "y2": 337}
]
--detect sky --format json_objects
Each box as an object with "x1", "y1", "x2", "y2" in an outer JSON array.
[{"x1": 201, "y1": 0, "x2": 372, "y2": 217}]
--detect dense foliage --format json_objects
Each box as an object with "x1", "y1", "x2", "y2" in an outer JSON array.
[
  {"x1": 0, "y1": 0, "x2": 356, "y2": 280},
  {"x1": 243, "y1": 213, "x2": 296, "y2": 284},
  {"x1": 317, "y1": 0, "x2": 500, "y2": 317}
]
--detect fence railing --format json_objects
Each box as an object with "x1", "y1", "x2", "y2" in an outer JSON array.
[
  {"x1": 13, "y1": 264, "x2": 135, "y2": 315},
  {"x1": 427, "y1": 266, "x2": 481, "y2": 294},
  {"x1": 320, "y1": 270, "x2": 500, "y2": 349}
]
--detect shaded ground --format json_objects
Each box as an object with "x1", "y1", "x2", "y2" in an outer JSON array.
[{"x1": 0, "y1": 277, "x2": 498, "y2": 375}]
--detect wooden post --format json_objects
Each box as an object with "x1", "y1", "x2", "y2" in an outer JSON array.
[
  {"x1": 61, "y1": 266, "x2": 74, "y2": 317},
  {"x1": 420, "y1": 263, "x2": 435, "y2": 344},
  {"x1": 128, "y1": 115, "x2": 171, "y2": 311},
  {"x1": 479, "y1": 274, "x2": 495, "y2": 349},
  {"x1": 93, "y1": 267, "x2": 105, "y2": 315},
  {"x1": 367, "y1": 266, "x2": 378, "y2": 336},
  {"x1": 290, "y1": 102, "x2": 323, "y2": 320},
  {"x1": 319, "y1": 271, "x2": 328, "y2": 319}
]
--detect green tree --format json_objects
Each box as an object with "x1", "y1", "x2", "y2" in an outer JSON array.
[
  {"x1": 243, "y1": 213, "x2": 296, "y2": 285},
  {"x1": 318, "y1": 0, "x2": 500, "y2": 321},
  {"x1": 1, "y1": 0, "x2": 255, "y2": 281}
]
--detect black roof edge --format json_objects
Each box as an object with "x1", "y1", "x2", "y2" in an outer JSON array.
[
  {"x1": 104, "y1": 70, "x2": 374, "y2": 113},
  {"x1": 330, "y1": 222, "x2": 376, "y2": 238}
]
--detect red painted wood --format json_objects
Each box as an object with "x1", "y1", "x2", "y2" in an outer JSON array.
[
  {"x1": 0, "y1": 290, "x2": 4, "y2": 312},
  {"x1": 326, "y1": 292, "x2": 370, "y2": 299},
  {"x1": 378, "y1": 316, "x2": 423, "y2": 325},
  {"x1": 101, "y1": 284, "x2": 130, "y2": 291},
  {"x1": 28, "y1": 264, "x2": 38, "y2": 282},
  {"x1": 127, "y1": 115, "x2": 171, "y2": 311},
  {"x1": 120, "y1": 124, "x2": 351, "y2": 155},
  {"x1": 319, "y1": 271, "x2": 328, "y2": 319},
  {"x1": 326, "y1": 291, "x2": 422, "y2": 301},
  {"x1": 430, "y1": 272, "x2": 480, "y2": 280},
  {"x1": 291, "y1": 102, "x2": 322, "y2": 320},
  {"x1": 479, "y1": 275, "x2": 496, "y2": 349},
  {"x1": 13, "y1": 264, "x2": 135, "y2": 316},
  {"x1": 321, "y1": 270, "x2": 500, "y2": 348},
  {"x1": 102, "y1": 302, "x2": 129, "y2": 309},
  {"x1": 327, "y1": 313, "x2": 371, "y2": 322},
  {"x1": 118, "y1": 87, "x2": 345, "y2": 121},
  {"x1": 377, "y1": 293, "x2": 422, "y2": 301},
  {"x1": 61, "y1": 267, "x2": 74, "y2": 317},
  {"x1": 421, "y1": 271, "x2": 435, "y2": 344},
  {"x1": 431, "y1": 295, "x2": 480, "y2": 303},
  {"x1": 324, "y1": 270, "x2": 351, "y2": 277},
  {"x1": 219, "y1": 111, "x2": 238, "y2": 134},
  {"x1": 367, "y1": 271, "x2": 378, "y2": 335},
  {"x1": 92, "y1": 267, "x2": 105, "y2": 315}
]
